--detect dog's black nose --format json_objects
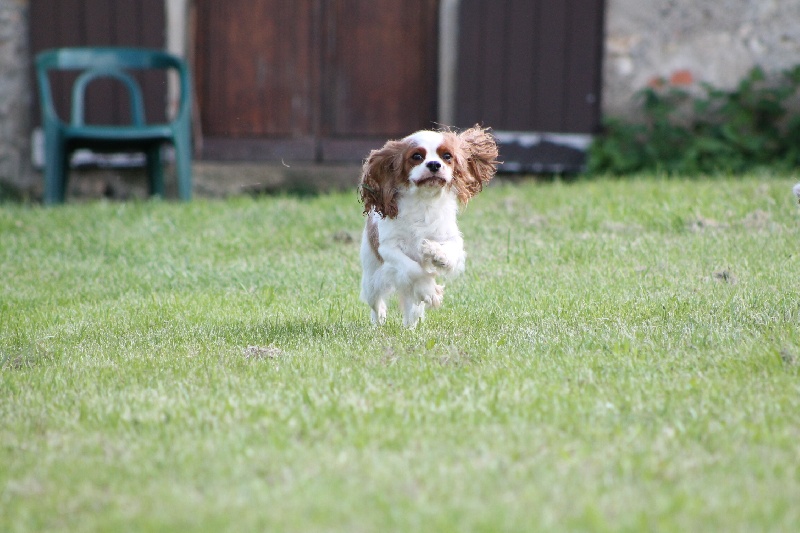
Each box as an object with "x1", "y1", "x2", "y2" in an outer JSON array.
[{"x1": 426, "y1": 161, "x2": 441, "y2": 172}]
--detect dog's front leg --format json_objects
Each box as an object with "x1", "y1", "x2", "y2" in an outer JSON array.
[
  {"x1": 420, "y1": 239, "x2": 466, "y2": 276},
  {"x1": 379, "y1": 243, "x2": 441, "y2": 307}
]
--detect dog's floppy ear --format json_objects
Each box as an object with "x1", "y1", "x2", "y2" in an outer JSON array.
[
  {"x1": 359, "y1": 139, "x2": 408, "y2": 219},
  {"x1": 454, "y1": 125, "x2": 500, "y2": 203}
]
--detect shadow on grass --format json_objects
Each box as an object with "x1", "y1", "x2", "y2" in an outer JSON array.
[
  {"x1": 1, "y1": 341, "x2": 54, "y2": 371},
  {"x1": 0, "y1": 181, "x2": 30, "y2": 203}
]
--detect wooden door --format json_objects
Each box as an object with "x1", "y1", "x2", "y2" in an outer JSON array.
[
  {"x1": 455, "y1": 0, "x2": 604, "y2": 132},
  {"x1": 194, "y1": 0, "x2": 319, "y2": 159},
  {"x1": 30, "y1": 0, "x2": 167, "y2": 126},
  {"x1": 454, "y1": 0, "x2": 605, "y2": 172},
  {"x1": 323, "y1": 1, "x2": 438, "y2": 137},
  {"x1": 194, "y1": 0, "x2": 439, "y2": 162}
]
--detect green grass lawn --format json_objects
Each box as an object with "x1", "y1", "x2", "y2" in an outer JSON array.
[{"x1": 2, "y1": 175, "x2": 799, "y2": 532}]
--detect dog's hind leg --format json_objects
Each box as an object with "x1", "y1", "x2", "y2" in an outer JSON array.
[
  {"x1": 399, "y1": 292, "x2": 426, "y2": 328},
  {"x1": 361, "y1": 225, "x2": 392, "y2": 325},
  {"x1": 370, "y1": 297, "x2": 388, "y2": 325},
  {"x1": 361, "y1": 267, "x2": 390, "y2": 325}
]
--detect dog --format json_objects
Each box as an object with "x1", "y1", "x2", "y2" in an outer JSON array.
[
  {"x1": 794, "y1": 182, "x2": 800, "y2": 204},
  {"x1": 358, "y1": 126, "x2": 499, "y2": 327}
]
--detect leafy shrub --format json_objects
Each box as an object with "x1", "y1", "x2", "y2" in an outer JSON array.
[{"x1": 589, "y1": 66, "x2": 800, "y2": 174}]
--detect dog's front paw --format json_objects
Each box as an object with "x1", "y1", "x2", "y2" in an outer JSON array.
[
  {"x1": 420, "y1": 239, "x2": 450, "y2": 271},
  {"x1": 413, "y1": 279, "x2": 445, "y2": 310},
  {"x1": 429, "y1": 283, "x2": 444, "y2": 309}
]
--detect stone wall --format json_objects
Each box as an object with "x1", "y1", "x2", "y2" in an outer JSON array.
[
  {"x1": 604, "y1": 0, "x2": 800, "y2": 120},
  {"x1": 0, "y1": 0, "x2": 30, "y2": 190}
]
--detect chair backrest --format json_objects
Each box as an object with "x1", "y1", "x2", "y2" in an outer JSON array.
[
  {"x1": 35, "y1": 47, "x2": 190, "y2": 128},
  {"x1": 70, "y1": 67, "x2": 147, "y2": 126}
]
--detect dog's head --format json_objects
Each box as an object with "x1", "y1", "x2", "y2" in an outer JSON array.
[{"x1": 359, "y1": 126, "x2": 500, "y2": 218}]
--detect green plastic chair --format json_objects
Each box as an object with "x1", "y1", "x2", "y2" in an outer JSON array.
[{"x1": 35, "y1": 47, "x2": 193, "y2": 204}]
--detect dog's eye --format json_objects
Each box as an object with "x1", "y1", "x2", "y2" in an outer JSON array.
[
  {"x1": 442, "y1": 152, "x2": 453, "y2": 161},
  {"x1": 411, "y1": 153, "x2": 424, "y2": 161}
]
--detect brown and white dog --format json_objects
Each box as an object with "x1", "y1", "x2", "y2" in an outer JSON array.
[{"x1": 358, "y1": 126, "x2": 499, "y2": 327}]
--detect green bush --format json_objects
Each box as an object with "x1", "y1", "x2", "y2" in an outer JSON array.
[{"x1": 589, "y1": 66, "x2": 800, "y2": 174}]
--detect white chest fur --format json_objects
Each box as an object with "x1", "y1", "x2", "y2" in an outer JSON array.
[{"x1": 377, "y1": 190, "x2": 462, "y2": 260}]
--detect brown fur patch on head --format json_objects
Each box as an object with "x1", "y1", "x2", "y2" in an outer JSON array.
[
  {"x1": 359, "y1": 139, "x2": 411, "y2": 219},
  {"x1": 450, "y1": 125, "x2": 500, "y2": 204},
  {"x1": 436, "y1": 134, "x2": 459, "y2": 172}
]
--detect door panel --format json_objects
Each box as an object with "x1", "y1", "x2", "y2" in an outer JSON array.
[
  {"x1": 455, "y1": 0, "x2": 604, "y2": 134},
  {"x1": 195, "y1": 0, "x2": 317, "y2": 138},
  {"x1": 323, "y1": 0, "x2": 439, "y2": 137},
  {"x1": 194, "y1": 0, "x2": 439, "y2": 161},
  {"x1": 30, "y1": 0, "x2": 167, "y2": 126}
]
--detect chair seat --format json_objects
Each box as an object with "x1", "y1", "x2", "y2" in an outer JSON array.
[{"x1": 63, "y1": 124, "x2": 176, "y2": 143}]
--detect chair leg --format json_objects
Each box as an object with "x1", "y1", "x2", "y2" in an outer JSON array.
[
  {"x1": 174, "y1": 136, "x2": 192, "y2": 201},
  {"x1": 43, "y1": 131, "x2": 67, "y2": 205},
  {"x1": 147, "y1": 145, "x2": 165, "y2": 197}
]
